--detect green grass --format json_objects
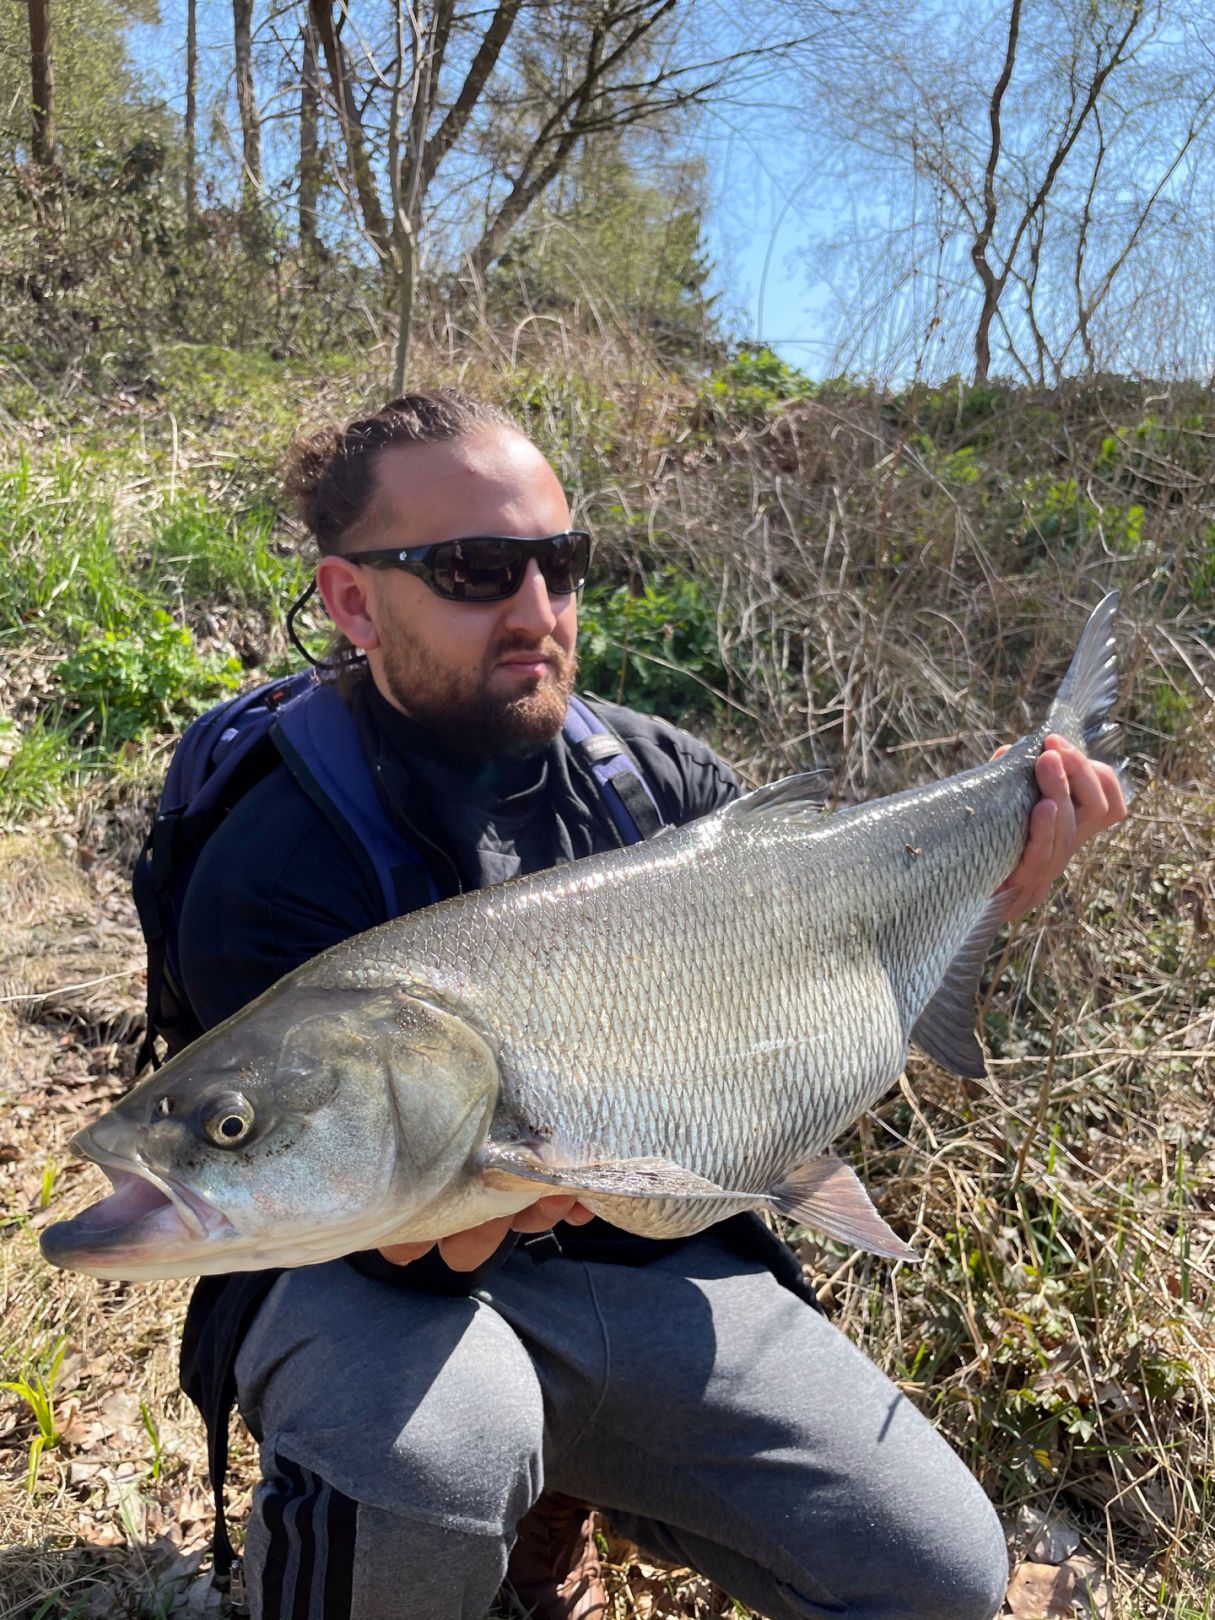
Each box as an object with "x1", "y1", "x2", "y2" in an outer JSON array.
[
  {"x1": 0, "y1": 717, "x2": 103, "y2": 818},
  {"x1": 147, "y1": 491, "x2": 307, "y2": 617},
  {"x1": 0, "y1": 451, "x2": 136, "y2": 640},
  {"x1": 0, "y1": 1334, "x2": 68, "y2": 1495},
  {"x1": 0, "y1": 441, "x2": 312, "y2": 816}
]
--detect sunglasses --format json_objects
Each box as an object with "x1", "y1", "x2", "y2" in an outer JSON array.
[{"x1": 342, "y1": 530, "x2": 593, "y2": 603}]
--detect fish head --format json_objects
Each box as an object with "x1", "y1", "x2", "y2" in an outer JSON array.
[{"x1": 40, "y1": 978, "x2": 500, "y2": 1280}]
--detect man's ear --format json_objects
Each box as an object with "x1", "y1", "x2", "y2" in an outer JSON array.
[{"x1": 316, "y1": 556, "x2": 381, "y2": 650}]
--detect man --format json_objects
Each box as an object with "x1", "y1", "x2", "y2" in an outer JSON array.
[{"x1": 176, "y1": 391, "x2": 1125, "y2": 1620}]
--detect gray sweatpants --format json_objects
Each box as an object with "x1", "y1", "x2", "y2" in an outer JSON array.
[{"x1": 233, "y1": 1234, "x2": 1009, "y2": 1620}]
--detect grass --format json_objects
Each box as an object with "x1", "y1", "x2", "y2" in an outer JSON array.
[
  {"x1": 1, "y1": 333, "x2": 1213, "y2": 1616},
  {"x1": 0, "y1": 1337, "x2": 68, "y2": 1496}
]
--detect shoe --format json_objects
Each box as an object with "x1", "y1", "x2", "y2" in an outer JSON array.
[{"x1": 503, "y1": 1492, "x2": 608, "y2": 1620}]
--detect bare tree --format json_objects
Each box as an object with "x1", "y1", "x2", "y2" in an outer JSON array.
[
  {"x1": 185, "y1": 0, "x2": 197, "y2": 227},
  {"x1": 233, "y1": 0, "x2": 264, "y2": 240},
  {"x1": 307, "y1": 0, "x2": 390, "y2": 256},
  {"x1": 27, "y1": 0, "x2": 54, "y2": 165},
  {"x1": 301, "y1": 0, "x2": 755, "y2": 386},
  {"x1": 967, "y1": 0, "x2": 1146, "y2": 381},
  {"x1": 779, "y1": 0, "x2": 1215, "y2": 382},
  {"x1": 299, "y1": 14, "x2": 323, "y2": 260}
]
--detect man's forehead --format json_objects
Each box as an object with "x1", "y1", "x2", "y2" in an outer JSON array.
[
  {"x1": 352, "y1": 428, "x2": 568, "y2": 548},
  {"x1": 375, "y1": 428, "x2": 552, "y2": 498}
]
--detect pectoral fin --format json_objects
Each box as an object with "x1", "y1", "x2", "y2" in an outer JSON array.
[
  {"x1": 479, "y1": 1144, "x2": 740, "y2": 1202},
  {"x1": 767, "y1": 1156, "x2": 919, "y2": 1262},
  {"x1": 911, "y1": 891, "x2": 1014, "y2": 1079}
]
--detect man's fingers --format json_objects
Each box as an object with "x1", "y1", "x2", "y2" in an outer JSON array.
[
  {"x1": 438, "y1": 1216, "x2": 514, "y2": 1271},
  {"x1": 379, "y1": 1198, "x2": 597, "y2": 1270},
  {"x1": 1034, "y1": 747, "x2": 1077, "y2": 862},
  {"x1": 379, "y1": 1239, "x2": 435, "y2": 1266},
  {"x1": 509, "y1": 1196, "x2": 595, "y2": 1232},
  {"x1": 1041, "y1": 735, "x2": 1113, "y2": 838},
  {"x1": 1091, "y1": 761, "x2": 1128, "y2": 827},
  {"x1": 998, "y1": 737, "x2": 1129, "y2": 922}
]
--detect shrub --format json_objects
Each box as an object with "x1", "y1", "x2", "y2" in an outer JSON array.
[
  {"x1": 55, "y1": 611, "x2": 241, "y2": 745},
  {"x1": 578, "y1": 569, "x2": 727, "y2": 717}
]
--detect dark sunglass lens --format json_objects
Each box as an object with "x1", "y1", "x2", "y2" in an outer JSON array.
[
  {"x1": 432, "y1": 539, "x2": 524, "y2": 600},
  {"x1": 539, "y1": 532, "x2": 589, "y2": 594}
]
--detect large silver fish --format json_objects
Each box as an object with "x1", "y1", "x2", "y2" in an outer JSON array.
[{"x1": 41, "y1": 596, "x2": 1126, "y2": 1281}]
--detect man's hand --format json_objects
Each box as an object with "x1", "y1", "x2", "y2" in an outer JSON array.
[
  {"x1": 997, "y1": 734, "x2": 1127, "y2": 921},
  {"x1": 380, "y1": 1196, "x2": 595, "y2": 1272}
]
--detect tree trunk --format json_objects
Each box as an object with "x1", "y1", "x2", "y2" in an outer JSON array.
[
  {"x1": 393, "y1": 214, "x2": 416, "y2": 393},
  {"x1": 300, "y1": 18, "x2": 322, "y2": 259},
  {"x1": 185, "y1": 0, "x2": 197, "y2": 226},
  {"x1": 28, "y1": 0, "x2": 54, "y2": 165},
  {"x1": 232, "y1": 0, "x2": 264, "y2": 245},
  {"x1": 308, "y1": 0, "x2": 390, "y2": 262}
]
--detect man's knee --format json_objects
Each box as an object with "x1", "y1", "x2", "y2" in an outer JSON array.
[
  {"x1": 891, "y1": 1484, "x2": 1009, "y2": 1620},
  {"x1": 268, "y1": 1335, "x2": 544, "y2": 1533},
  {"x1": 238, "y1": 1268, "x2": 545, "y2": 1532}
]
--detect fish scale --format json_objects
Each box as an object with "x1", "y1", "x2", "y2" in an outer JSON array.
[
  {"x1": 305, "y1": 738, "x2": 1034, "y2": 1236},
  {"x1": 40, "y1": 595, "x2": 1127, "y2": 1279}
]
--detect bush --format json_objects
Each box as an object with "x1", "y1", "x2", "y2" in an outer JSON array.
[
  {"x1": 578, "y1": 569, "x2": 726, "y2": 717},
  {"x1": 55, "y1": 611, "x2": 241, "y2": 745}
]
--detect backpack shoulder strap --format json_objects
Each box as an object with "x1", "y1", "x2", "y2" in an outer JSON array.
[
  {"x1": 272, "y1": 682, "x2": 440, "y2": 918},
  {"x1": 563, "y1": 694, "x2": 666, "y2": 842}
]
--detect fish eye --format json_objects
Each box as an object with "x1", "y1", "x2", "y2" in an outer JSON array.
[{"x1": 200, "y1": 1092, "x2": 255, "y2": 1149}]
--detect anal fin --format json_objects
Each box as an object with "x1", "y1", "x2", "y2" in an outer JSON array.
[
  {"x1": 768, "y1": 1156, "x2": 918, "y2": 1262},
  {"x1": 911, "y1": 891, "x2": 1014, "y2": 1079}
]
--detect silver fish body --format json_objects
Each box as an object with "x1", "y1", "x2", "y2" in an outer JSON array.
[{"x1": 40, "y1": 595, "x2": 1126, "y2": 1279}]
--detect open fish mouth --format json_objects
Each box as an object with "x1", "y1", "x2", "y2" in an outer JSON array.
[{"x1": 39, "y1": 1156, "x2": 235, "y2": 1273}]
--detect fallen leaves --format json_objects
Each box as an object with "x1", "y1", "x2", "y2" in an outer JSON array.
[{"x1": 1004, "y1": 1555, "x2": 1111, "y2": 1620}]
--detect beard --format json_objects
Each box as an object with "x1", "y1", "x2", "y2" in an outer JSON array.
[{"x1": 379, "y1": 623, "x2": 577, "y2": 757}]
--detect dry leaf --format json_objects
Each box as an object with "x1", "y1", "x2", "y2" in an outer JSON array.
[{"x1": 1005, "y1": 1561, "x2": 1079, "y2": 1618}]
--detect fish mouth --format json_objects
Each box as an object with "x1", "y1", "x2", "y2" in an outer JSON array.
[{"x1": 40, "y1": 1145, "x2": 235, "y2": 1277}]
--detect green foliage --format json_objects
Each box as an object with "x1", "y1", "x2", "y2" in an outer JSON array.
[
  {"x1": 887, "y1": 376, "x2": 1017, "y2": 441},
  {"x1": 0, "y1": 451, "x2": 134, "y2": 639},
  {"x1": 154, "y1": 344, "x2": 341, "y2": 447},
  {"x1": 500, "y1": 366, "x2": 624, "y2": 493},
  {"x1": 1188, "y1": 524, "x2": 1215, "y2": 606},
  {"x1": 0, "y1": 717, "x2": 89, "y2": 818},
  {"x1": 490, "y1": 150, "x2": 715, "y2": 357},
  {"x1": 699, "y1": 346, "x2": 814, "y2": 418},
  {"x1": 0, "y1": 0, "x2": 163, "y2": 160},
  {"x1": 0, "y1": 1335, "x2": 68, "y2": 1495},
  {"x1": 1098, "y1": 409, "x2": 1215, "y2": 488},
  {"x1": 55, "y1": 611, "x2": 242, "y2": 745},
  {"x1": 578, "y1": 569, "x2": 726, "y2": 717},
  {"x1": 1017, "y1": 474, "x2": 1145, "y2": 556}
]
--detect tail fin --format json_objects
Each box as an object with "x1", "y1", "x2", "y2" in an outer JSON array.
[{"x1": 1045, "y1": 593, "x2": 1129, "y2": 793}]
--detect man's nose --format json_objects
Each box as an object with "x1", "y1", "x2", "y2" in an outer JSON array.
[{"x1": 503, "y1": 558, "x2": 559, "y2": 635}]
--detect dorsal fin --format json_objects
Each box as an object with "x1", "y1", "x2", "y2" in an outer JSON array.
[{"x1": 721, "y1": 770, "x2": 837, "y2": 825}]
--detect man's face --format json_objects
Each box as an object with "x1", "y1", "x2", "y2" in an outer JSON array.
[{"x1": 340, "y1": 428, "x2": 579, "y2": 756}]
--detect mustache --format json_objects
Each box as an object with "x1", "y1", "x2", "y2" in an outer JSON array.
[{"x1": 491, "y1": 632, "x2": 571, "y2": 665}]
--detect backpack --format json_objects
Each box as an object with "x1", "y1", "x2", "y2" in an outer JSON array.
[{"x1": 132, "y1": 670, "x2": 665, "y2": 1069}]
